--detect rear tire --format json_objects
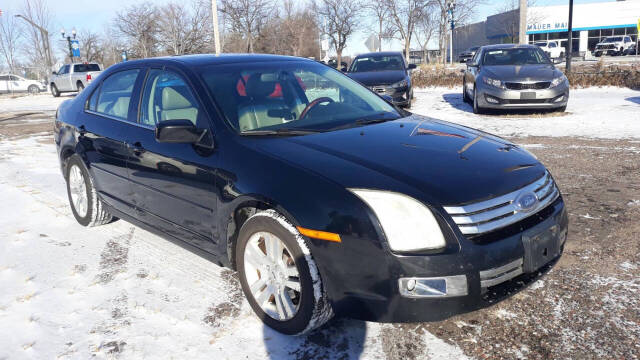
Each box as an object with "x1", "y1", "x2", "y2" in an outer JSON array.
[
  {"x1": 65, "y1": 155, "x2": 113, "y2": 227},
  {"x1": 28, "y1": 85, "x2": 39, "y2": 94},
  {"x1": 236, "y1": 210, "x2": 333, "y2": 335},
  {"x1": 462, "y1": 82, "x2": 470, "y2": 103},
  {"x1": 77, "y1": 82, "x2": 84, "y2": 92},
  {"x1": 51, "y1": 84, "x2": 60, "y2": 97}
]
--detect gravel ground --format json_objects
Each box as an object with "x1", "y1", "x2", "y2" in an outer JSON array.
[{"x1": 0, "y1": 93, "x2": 638, "y2": 359}]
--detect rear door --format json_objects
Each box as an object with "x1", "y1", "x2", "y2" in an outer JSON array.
[
  {"x1": 124, "y1": 67, "x2": 219, "y2": 250},
  {"x1": 83, "y1": 68, "x2": 144, "y2": 215}
]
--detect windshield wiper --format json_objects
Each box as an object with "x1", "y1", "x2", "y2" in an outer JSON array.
[
  {"x1": 327, "y1": 115, "x2": 398, "y2": 131},
  {"x1": 239, "y1": 128, "x2": 322, "y2": 136}
]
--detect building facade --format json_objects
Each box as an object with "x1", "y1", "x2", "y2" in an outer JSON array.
[{"x1": 453, "y1": 0, "x2": 640, "y2": 58}]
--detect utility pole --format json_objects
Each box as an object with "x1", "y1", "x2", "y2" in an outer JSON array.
[
  {"x1": 566, "y1": 0, "x2": 574, "y2": 72},
  {"x1": 211, "y1": 0, "x2": 221, "y2": 55},
  {"x1": 519, "y1": 0, "x2": 527, "y2": 44},
  {"x1": 447, "y1": 0, "x2": 455, "y2": 66},
  {"x1": 15, "y1": 14, "x2": 53, "y2": 76}
]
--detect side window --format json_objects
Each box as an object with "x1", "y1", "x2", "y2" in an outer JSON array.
[
  {"x1": 0, "y1": 75, "x2": 8, "y2": 81},
  {"x1": 549, "y1": 42, "x2": 556, "y2": 48},
  {"x1": 140, "y1": 69, "x2": 200, "y2": 127},
  {"x1": 74, "y1": 64, "x2": 83, "y2": 72},
  {"x1": 9, "y1": 75, "x2": 20, "y2": 81},
  {"x1": 95, "y1": 69, "x2": 140, "y2": 120},
  {"x1": 87, "y1": 84, "x2": 102, "y2": 111}
]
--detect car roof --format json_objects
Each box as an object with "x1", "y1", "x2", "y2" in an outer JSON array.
[
  {"x1": 479, "y1": 44, "x2": 541, "y2": 51},
  {"x1": 353, "y1": 51, "x2": 404, "y2": 59},
  {"x1": 120, "y1": 54, "x2": 316, "y2": 67}
]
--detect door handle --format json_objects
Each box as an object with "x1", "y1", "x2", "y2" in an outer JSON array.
[{"x1": 129, "y1": 141, "x2": 145, "y2": 155}]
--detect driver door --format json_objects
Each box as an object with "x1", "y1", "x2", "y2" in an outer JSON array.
[{"x1": 124, "y1": 67, "x2": 219, "y2": 249}]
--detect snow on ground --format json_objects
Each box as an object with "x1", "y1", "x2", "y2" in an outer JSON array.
[
  {"x1": 0, "y1": 135, "x2": 468, "y2": 359},
  {"x1": 0, "y1": 93, "x2": 72, "y2": 112},
  {"x1": 411, "y1": 87, "x2": 640, "y2": 139}
]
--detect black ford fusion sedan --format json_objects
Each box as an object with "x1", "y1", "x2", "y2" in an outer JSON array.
[
  {"x1": 346, "y1": 51, "x2": 416, "y2": 108},
  {"x1": 54, "y1": 54, "x2": 568, "y2": 335}
]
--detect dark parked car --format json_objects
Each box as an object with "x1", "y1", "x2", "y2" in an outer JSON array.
[
  {"x1": 346, "y1": 51, "x2": 416, "y2": 107},
  {"x1": 54, "y1": 54, "x2": 568, "y2": 335},
  {"x1": 463, "y1": 44, "x2": 569, "y2": 114},
  {"x1": 458, "y1": 46, "x2": 479, "y2": 63}
]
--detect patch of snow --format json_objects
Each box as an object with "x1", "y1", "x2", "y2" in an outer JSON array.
[
  {"x1": 0, "y1": 93, "x2": 72, "y2": 112},
  {"x1": 628, "y1": 200, "x2": 640, "y2": 207},
  {"x1": 619, "y1": 262, "x2": 638, "y2": 271},
  {"x1": 529, "y1": 280, "x2": 545, "y2": 290}
]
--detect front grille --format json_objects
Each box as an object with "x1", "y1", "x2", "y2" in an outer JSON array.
[
  {"x1": 443, "y1": 171, "x2": 559, "y2": 236},
  {"x1": 597, "y1": 44, "x2": 615, "y2": 50},
  {"x1": 505, "y1": 82, "x2": 550, "y2": 90},
  {"x1": 502, "y1": 98, "x2": 550, "y2": 104}
]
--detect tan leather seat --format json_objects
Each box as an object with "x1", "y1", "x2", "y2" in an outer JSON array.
[
  {"x1": 160, "y1": 86, "x2": 198, "y2": 125},
  {"x1": 237, "y1": 75, "x2": 289, "y2": 132}
]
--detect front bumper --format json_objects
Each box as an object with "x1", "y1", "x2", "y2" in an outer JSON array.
[
  {"x1": 476, "y1": 82, "x2": 569, "y2": 110},
  {"x1": 368, "y1": 85, "x2": 411, "y2": 106},
  {"x1": 326, "y1": 197, "x2": 568, "y2": 322}
]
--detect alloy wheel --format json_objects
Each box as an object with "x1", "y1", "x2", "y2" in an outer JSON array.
[
  {"x1": 68, "y1": 164, "x2": 88, "y2": 217},
  {"x1": 243, "y1": 231, "x2": 301, "y2": 321}
]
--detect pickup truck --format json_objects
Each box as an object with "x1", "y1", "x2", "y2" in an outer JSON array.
[
  {"x1": 50, "y1": 63, "x2": 102, "y2": 97},
  {"x1": 594, "y1": 36, "x2": 634, "y2": 56},
  {"x1": 534, "y1": 40, "x2": 565, "y2": 59}
]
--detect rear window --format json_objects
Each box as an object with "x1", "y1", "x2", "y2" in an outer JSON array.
[{"x1": 74, "y1": 64, "x2": 101, "y2": 73}]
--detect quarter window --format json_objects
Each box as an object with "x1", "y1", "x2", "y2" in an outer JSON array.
[
  {"x1": 94, "y1": 69, "x2": 140, "y2": 120},
  {"x1": 140, "y1": 69, "x2": 200, "y2": 127}
]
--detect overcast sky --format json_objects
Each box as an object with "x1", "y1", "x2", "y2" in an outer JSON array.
[{"x1": 4, "y1": 0, "x2": 617, "y2": 58}]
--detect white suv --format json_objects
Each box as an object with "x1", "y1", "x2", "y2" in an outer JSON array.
[
  {"x1": 0, "y1": 74, "x2": 47, "y2": 94},
  {"x1": 534, "y1": 40, "x2": 565, "y2": 59},
  {"x1": 594, "y1": 36, "x2": 634, "y2": 56}
]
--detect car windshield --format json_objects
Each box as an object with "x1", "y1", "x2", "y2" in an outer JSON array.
[
  {"x1": 350, "y1": 55, "x2": 405, "y2": 72},
  {"x1": 602, "y1": 36, "x2": 623, "y2": 43},
  {"x1": 200, "y1": 61, "x2": 401, "y2": 134},
  {"x1": 482, "y1": 48, "x2": 551, "y2": 66}
]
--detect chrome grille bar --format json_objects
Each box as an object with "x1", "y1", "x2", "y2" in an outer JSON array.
[{"x1": 443, "y1": 171, "x2": 559, "y2": 235}]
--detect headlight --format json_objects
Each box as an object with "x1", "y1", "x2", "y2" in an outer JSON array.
[
  {"x1": 391, "y1": 79, "x2": 408, "y2": 88},
  {"x1": 348, "y1": 189, "x2": 446, "y2": 252},
  {"x1": 482, "y1": 76, "x2": 504, "y2": 89},
  {"x1": 550, "y1": 75, "x2": 567, "y2": 88}
]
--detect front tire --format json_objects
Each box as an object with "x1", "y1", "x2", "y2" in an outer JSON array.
[
  {"x1": 28, "y1": 85, "x2": 40, "y2": 94},
  {"x1": 51, "y1": 84, "x2": 60, "y2": 97},
  {"x1": 236, "y1": 210, "x2": 333, "y2": 335},
  {"x1": 473, "y1": 87, "x2": 484, "y2": 114},
  {"x1": 65, "y1": 155, "x2": 113, "y2": 227}
]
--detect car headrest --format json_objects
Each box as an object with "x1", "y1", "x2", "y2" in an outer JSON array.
[
  {"x1": 161, "y1": 86, "x2": 192, "y2": 110},
  {"x1": 245, "y1": 74, "x2": 276, "y2": 99}
]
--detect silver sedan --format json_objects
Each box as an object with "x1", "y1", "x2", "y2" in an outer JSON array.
[{"x1": 462, "y1": 44, "x2": 569, "y2": 114}]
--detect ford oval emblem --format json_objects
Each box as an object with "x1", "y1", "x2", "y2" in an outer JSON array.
[{"x1": 515, "y1": 191, "x2": 538, "y2": 213}]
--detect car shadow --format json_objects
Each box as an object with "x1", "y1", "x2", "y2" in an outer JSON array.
[
  {"x1": 625, "y1": 96, "x2": 640, "y2": 105},
  {"x1": 263, "y1": 318, "x2": 367, "y2": 359},
  {"x1": 442, "y1": 92, "x2": 473, "y2": 113}
]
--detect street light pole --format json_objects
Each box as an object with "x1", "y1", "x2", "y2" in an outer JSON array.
[
  {"x1": 519, "y1": 0, "x2": 527, "y2": 44},
  {"x1": 14, "y1": 14, "x2": 53, "y2": 75},
  {"x1": 447, "y1": 0, "x2": 456, "y2": 66},
  {"x1": 566, "y1": 0, "x2": 574, "y2": 72},
  {"x1": 61, "y1": 28, "x2": 77, "y2": 62},
  {"x1": 211, "y1": 0, "x2": 221, "y2": 55}
]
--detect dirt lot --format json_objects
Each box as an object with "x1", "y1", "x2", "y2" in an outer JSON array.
[{"x1": 1, "y1": 97, "x2": 638, "y2": 359}]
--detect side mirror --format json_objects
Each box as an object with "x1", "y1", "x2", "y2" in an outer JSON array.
[
  {"x1": 155, "y1": 119, "x2": 205, "y2": 144},
  {"x1": 407, "y1": 63, "x2": 417, "y2": 70},
  {"x1": 52, "y1": 71, "x2": 57, "y2": 75}
]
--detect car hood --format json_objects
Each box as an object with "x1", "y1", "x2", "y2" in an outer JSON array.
[
  {"x1": 482, "y1": 64, "x2": 560, "y2": 82},
  {"x1": 347, "y1": 70, "x2": 407, "y2": 86},
  {"x1": 251, "y1": 115, "x2": 546, "y2": 206}
]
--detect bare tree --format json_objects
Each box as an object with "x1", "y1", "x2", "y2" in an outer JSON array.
[
  {"x1": 157, "y1": 1, "x2": 212, "y2": 55},
  {"x1": 219, "y1": 0, "x2": 273, "y2": 53},
  {"x1": 0, "y1": 10, "x2": 23, "y2": 73},
  {"x1": 414, "y1": 7, "x2": 438, "y2": 63},
  {"x1": 21, "y1": 0, "x2": 54, "y2": 78},
  {"x1": 364, "y1": 2, "x2": 393, "y2": 52},
  {"x1": 384, "y1": 0, "x2": 432, "y2": 61},
  {"x1": 281, "y1": 1, "x2": 318, "y2": 57},
  {"x1": 313, "y1": 0, "x2": 360, "y2": 69},
  {"x1": 114, "y1": 2, "x2": 160, "y2": 58},
  {"x1": 76, "y1": 29, "x2": 102, "y2": 63}
]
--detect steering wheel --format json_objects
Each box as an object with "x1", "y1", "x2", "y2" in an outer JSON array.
[{"x1": 298, "y1": 97, "x2": 334, "y2": 120}]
